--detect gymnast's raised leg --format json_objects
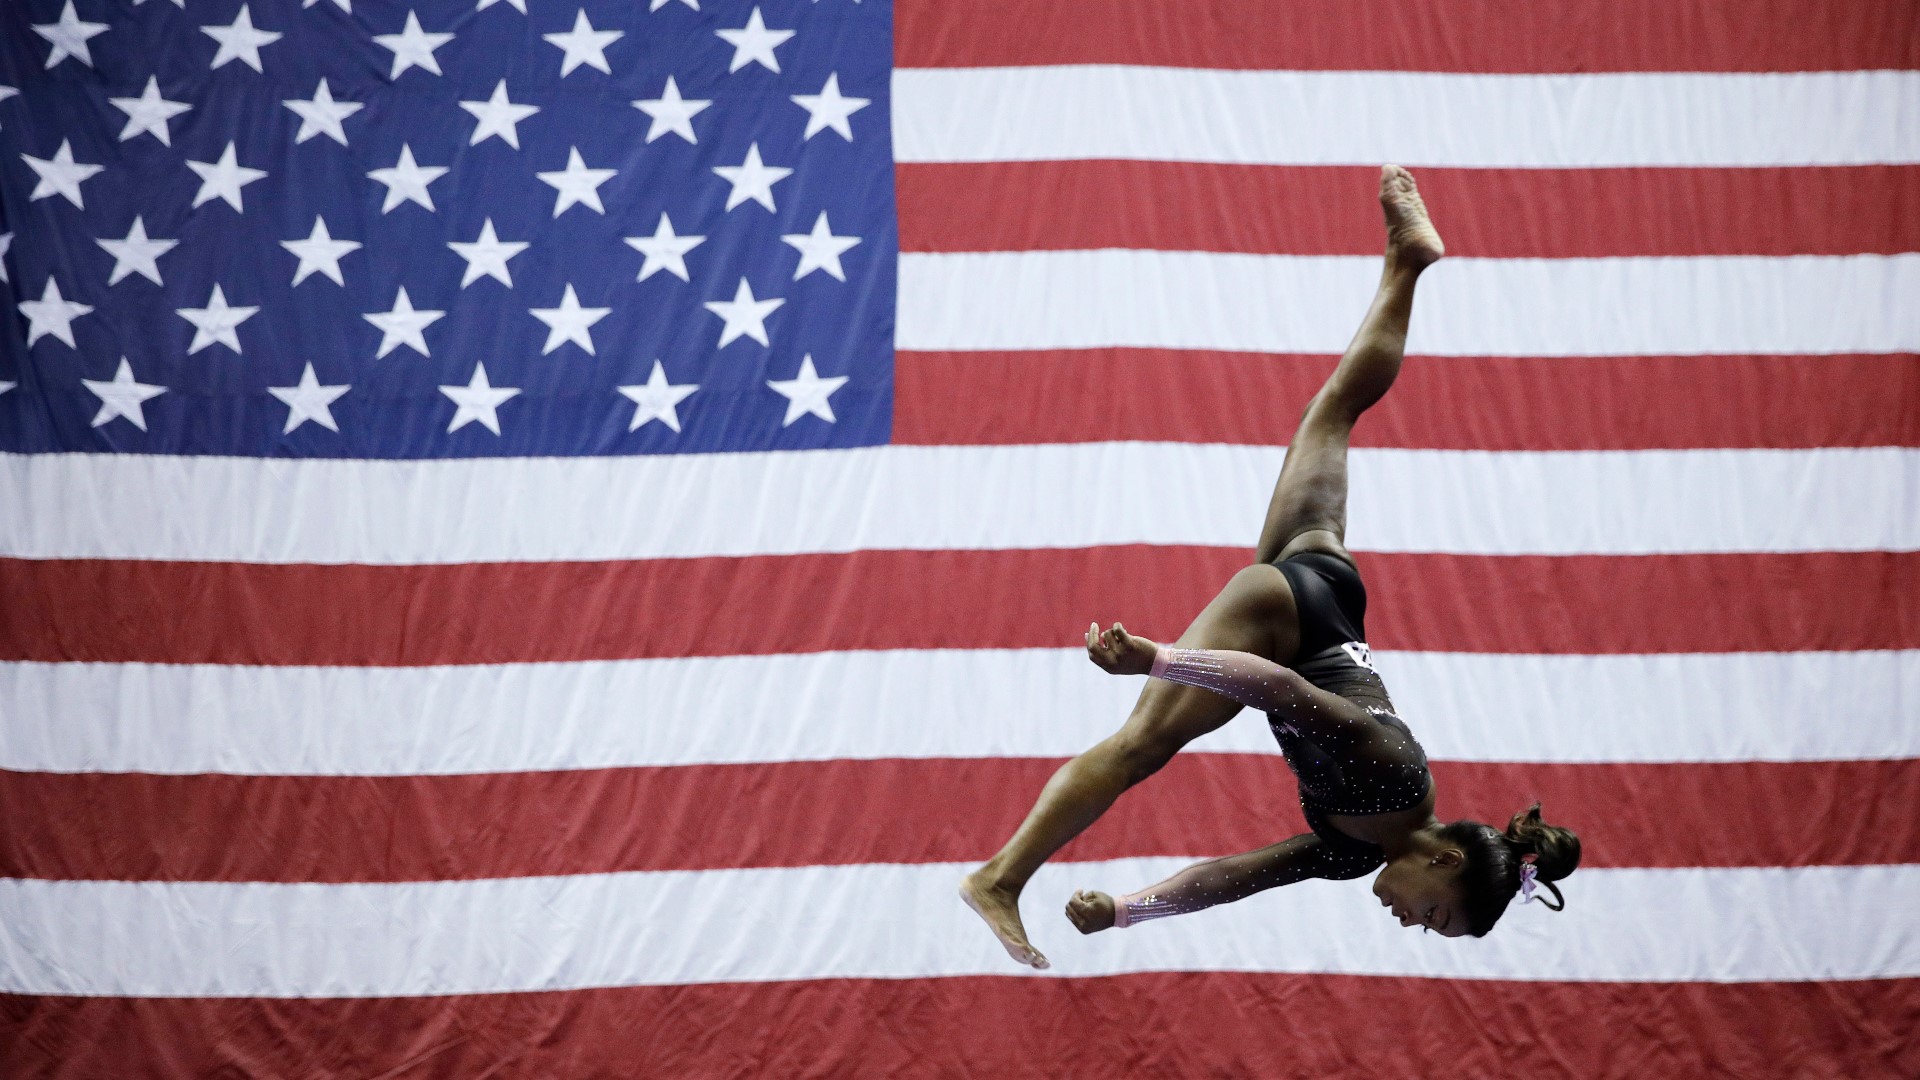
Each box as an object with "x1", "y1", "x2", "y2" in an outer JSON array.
[{"x1": 959, "y1": 165, "x2": 1445, "y2": 969}]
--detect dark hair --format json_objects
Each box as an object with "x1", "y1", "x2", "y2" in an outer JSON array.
[{"x1": 1438, "y1": 802, "x2": 1581, "y2": 937}]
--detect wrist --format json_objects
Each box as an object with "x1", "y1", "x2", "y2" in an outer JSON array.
[{"x1": 1148, "y1": 646, "x2": 1170, "y2": 680}]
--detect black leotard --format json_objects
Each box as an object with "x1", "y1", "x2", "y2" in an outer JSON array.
[{"x1": 1269, "y1": 551, "x2": 1432, "y2": 878}]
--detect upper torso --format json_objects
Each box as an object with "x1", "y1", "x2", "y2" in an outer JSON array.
[{"x1": 1270, "y1": 640, "x2": 1434, "y2": 850}]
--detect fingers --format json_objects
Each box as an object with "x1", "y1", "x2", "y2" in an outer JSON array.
[
  {"x1": 1064, "y1": 891, "x2": 1090, "y2": 933},
  {"x1": 1086, "y1": 621, "x2": 1119, "y2": 667}
]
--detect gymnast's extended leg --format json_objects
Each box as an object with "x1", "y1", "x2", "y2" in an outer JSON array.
[{"x1": 959, "y1": 165, "x2": 1444, "y2": 969}]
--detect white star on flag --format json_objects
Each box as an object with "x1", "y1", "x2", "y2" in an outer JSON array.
[
  {"x1": 110, "y1": 76, "x2": 192, "y2": 145},
  {"x1": 702, "y1": 277, "x2": 783, "y2": 348},
  {"x1": 0, "y1": 86, "x2": 17, "y2": 128},
  {"x1": 538, "y1": 147, "x2": 616, "y2": 216},
  {"x1": 176, "y1": 284, "x2": 259, "y2": 354},
  {"x1": 530, "y1": 284, "x2": 611, "y2": 355},
  {"x1": 267, "y1": 362, "x2": 350, "y2": 433},
  {"x1": 283, "y1": 78, "x2": 363, "y2": 146},
  {"x1": 767, "y1": 354, "x2": 848, "y2": 426},
  {"x1": 0, "y1": 232, "x2": 11, "y2": 282},
  {"x1": 716, "y1": 7, "x2": 792, "y2": 73},
  {"x1": 23, "y1": 140, "x2": 104, "y2": 208},
  {"x1": 33, "y1": 1, "x2": 108, "y2": 69},
  {"x1": 617, "y1": 360, "x2": 698, "y2": 432},
  {"x1": 20, "y1": 278, "x2": 93, "y2": 348},
  {"x1": 441, "y1": 362, "x2": 520, "y2": 434},
  {"x1": 367, "y1": 145, "x2": 447, "y2": 212},
  {"x1": 187, "y1": 142, "x2": 267, "y2": 212},
  {"x1": 624, "y1": 213, "x2": 705, "y2": 282},
  {"x1": 0, "y1": 379, "x2": 13, "y2": 398},
  {"x1": 282, "y1": 217, "x2": 361, "y2": 286},
  {"x1": 304, "y1": 0, "x2": 350, "y2": 9},
  {"x1": 633, "y1": 76, "x2": 709, "y2": 144},
  {"x1": 713, "y1": 143, "x2": 791, "y2": 212},
  {"x1": 791, "y1": 73, "x2": 869, "y2": 141},
  {"x1": 476, "y1": 0, "x2": 525, "y2": 11},
  {"x1": 651, "y1": 0, "x2": 699, "y2": 10},
  {"x1": 460, "y1": 80, "x2": 539, "y2": 148},
  {"x1": 364, "y1": 286, "x2": 444, "y2": 358},
  {"x1": 373, "y1": 11, "x2": 453, "y2": 79},
  {"x1": 544, "y1": 9, "x2": 622, "y2": 76},
  {"x1": 83, "y1": 359, "x2": 167, "y2": 430},
  {"x1": 99, "y1": 216, "x2": 178, "y2": 286},
  {"x1": 202, "y1": 4, "x2": 282, "y2": 73},
  {"x1": 448, "y1": 219, "x2": 527, "y2": 287},
  {"x1": 782, "y1": 211, "x2": 860, "y2": 281}
]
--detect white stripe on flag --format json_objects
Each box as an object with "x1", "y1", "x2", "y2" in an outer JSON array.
[
  {"x1": 4, "y1": 446, "x2": 1913, "y2": 563},
  {"x1": 892, "y1": 67, "x2": 1920, "y2": 167},
  {"x1": 3, "y1": 862, "x2": 1914, "y2": 996},
  {"x1": 896, "y1": 252, "x2": 1920, "y2": 355},
  {"x1": 5, "y1": 651, "x2": 1912, "y2": 775}
]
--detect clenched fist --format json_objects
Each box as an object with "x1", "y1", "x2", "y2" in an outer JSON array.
[
  {"x1": 1086, "y1": 621, "x2": 1158, "y2": 676},
  {"x1": 1065, "y1": 889, "x2": 1117, "y2": 934}
]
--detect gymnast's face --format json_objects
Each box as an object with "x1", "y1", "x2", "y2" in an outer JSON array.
[{"x1": 1371, "y1": 851, "x2": 1470, "y2": 938}]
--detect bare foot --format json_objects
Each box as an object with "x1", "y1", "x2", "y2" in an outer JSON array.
[
  {"x1": 1379, "y1": 164, "x2": 1444, "y2": 269},
  {"x1": 960, "y1": 869, "x2": 1050, "y2": 969}
]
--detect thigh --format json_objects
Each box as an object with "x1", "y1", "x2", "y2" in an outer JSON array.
[
  {"x1": 1256, "y1": 399, "x2": 1357, "y2": 565},
  {"x1": 1113, "y1": 564, "x2": 1299, "y2": 753}
]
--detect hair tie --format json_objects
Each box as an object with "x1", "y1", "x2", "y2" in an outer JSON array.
[{"x1": 1517, "y1": 853, "x2": 1540, "y2": 904}]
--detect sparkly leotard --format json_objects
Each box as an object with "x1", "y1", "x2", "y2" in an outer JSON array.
[
  {"x1": 1113, "y1": 553, "x2": 1431, "y2": 926},
  {"x1": 1266, "y1": 551, "x2": 1430, "y2": 875}
]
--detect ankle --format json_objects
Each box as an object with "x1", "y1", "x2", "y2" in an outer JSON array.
[
  {"x1": 1383, "y1": 249, "x2": 1431, "y2": 279},
  {"x1": 969, "y1": 863, "x2": 1024, "y2": 895}
]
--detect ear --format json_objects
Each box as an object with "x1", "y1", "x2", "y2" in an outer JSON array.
[{"x1": 1432, "y1": 848, "x2": 1465, "y2": 870}]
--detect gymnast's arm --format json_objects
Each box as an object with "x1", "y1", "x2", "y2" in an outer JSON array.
[
  {"x1": 1064, "y1": 833, "x2": 1336, "y2": 933},
  {"x1": 1085, "y1": 621, "x2": 1374, "y2": 745}
]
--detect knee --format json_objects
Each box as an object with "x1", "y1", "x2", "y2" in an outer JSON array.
[
  {"x1": 1110, "y1": 731, "x2": 1181, "y2": 786},
  {"x1": 1301, "y1": 388, "x2": 1363, "y2": 430}
]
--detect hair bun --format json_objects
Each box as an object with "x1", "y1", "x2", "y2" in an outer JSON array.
[{"x1": 1505, "y1": 802, "x2": 1582, "y2": 901}]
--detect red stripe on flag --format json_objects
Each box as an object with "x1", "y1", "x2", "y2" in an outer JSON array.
[
  {"x1": 2, "y1": 550, "x2": 1913, "y2": 665},
  {"x1": 5, "y1": 757, "x2": 1914, "y2": 883},
  {"x1": 897, "y1": 164, "x2": 1920, "y2": 258},
  {"x1": 894, "y1": 352, "x2": 1920, "y2": 450},
  {"x1": 6, "y1": 976, "x2": 1916, "y2": 1079},
  {"x1": 895, "y1": 0, "x2": 1920, "y2": 73}
]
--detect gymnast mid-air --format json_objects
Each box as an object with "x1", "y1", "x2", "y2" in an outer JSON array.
[{"x1": 961, "y1": 166, "x2": 1580, "y2": 968}]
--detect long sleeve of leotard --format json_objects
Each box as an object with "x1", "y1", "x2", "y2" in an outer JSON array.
[
  {"x1": 1148, "y1": 646, "x2": 1314, "y2": 716},
  {"x1": 1112, "y1": 836, "x2": 1328, "y2": 927}
]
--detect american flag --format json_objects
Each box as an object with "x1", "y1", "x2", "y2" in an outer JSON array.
[{"x1": 2, "y1": 1, "x2": 1917, "y2": 1076}]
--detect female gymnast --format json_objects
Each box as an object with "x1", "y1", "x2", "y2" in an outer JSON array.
[{"x1": 960, "y1": 166, "x2": 1580, "y2": 969}]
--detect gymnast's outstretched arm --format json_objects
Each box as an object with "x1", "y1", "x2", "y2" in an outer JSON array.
[
  {"x1": 1086, "y1": 621, "x2": 1376, "y2": 745},
  {"x1": 1064, "y1": 834, "x2": 1334, "y2": 933}
]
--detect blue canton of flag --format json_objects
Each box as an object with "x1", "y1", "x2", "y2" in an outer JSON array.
[{"x1": 0, "y1": 0, "x2": 896, "y2": 457}]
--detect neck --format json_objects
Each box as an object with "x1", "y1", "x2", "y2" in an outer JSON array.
[{"x1": 1377, "y1": 814, "x2": 1447, "y2": 860}]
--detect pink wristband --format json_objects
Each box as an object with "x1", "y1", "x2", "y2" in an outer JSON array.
[{"x1": 1148, "y1": 646, "x2": 1171, "y2": 680}]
